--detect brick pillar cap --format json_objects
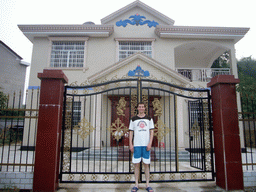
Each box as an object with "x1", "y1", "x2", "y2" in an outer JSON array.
[
  {"x1": 207, "y1": 75, "x2": 239, "y2": 87},
  {"x1": 38, "y1": 69, "x2": 68, "y2": 84}
]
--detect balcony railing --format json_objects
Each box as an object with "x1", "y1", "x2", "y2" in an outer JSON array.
[{"x1": 176, "y1": 68, "x2": 231, "y2": 82}]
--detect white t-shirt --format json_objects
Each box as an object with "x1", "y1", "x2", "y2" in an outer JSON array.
[{"x1": 129, "y1": 115, "x2": 154, "y2": 147}]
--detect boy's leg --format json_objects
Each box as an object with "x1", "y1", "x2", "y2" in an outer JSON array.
[
  {"x1": 134, "y1": 163, "x2": 140, "y2": 188},
  {"x1": 144, "y1": 163, "x2": 150, "y2": 188}
]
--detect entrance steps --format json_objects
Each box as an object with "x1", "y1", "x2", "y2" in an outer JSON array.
[
  {"x1": 74, "y1": 148, "x2": 190, "y2": 162},
  {"x1": 155, "y1": 150, "x2": 190, "y2": 162}
]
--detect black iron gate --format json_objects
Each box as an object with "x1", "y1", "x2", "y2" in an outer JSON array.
[
  {"x1": 59, "y1": 76, "x2": 214, "y2": 183},
  {"x1": 188, "y1": 100, "x2": 213, "y2": 171}
]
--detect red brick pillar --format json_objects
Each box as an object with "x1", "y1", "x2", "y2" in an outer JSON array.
[
  {"x1": 33, "y1": 69, "x2": 68, "y2": 192},
  {"x1": 207, "y1": 75, "x2": 243, "y2": 191}
]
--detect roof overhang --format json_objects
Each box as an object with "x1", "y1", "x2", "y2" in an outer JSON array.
[
  {"x1": 18, "y1": 24, "x2": 114, "y2": 42},
  {"x1": 155, "y1": 25, "x2": 250, "y2": 43},
  {"x1": 20, "y1": 60, "x2": 30, "y2": 66}
]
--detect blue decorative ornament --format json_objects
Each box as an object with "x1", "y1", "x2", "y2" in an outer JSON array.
[
  {"x1": 128, "y1": 65, "x2": 150, "y2": 77},
  {"x1": 116, "y1": 14, "x2": 159, "y2": 28}
]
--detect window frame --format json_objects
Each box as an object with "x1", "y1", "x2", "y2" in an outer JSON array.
[
  {"x1": 115, "y1": 38, "x2": 155, "y2": 62},
  {"x1": 72, "y1": 101, "x2": 82, "y2": 126},
  {"x1": 66, "y1": 100, "x2": 82, "y2": 126},
  {"x1": 48, "y1": 37, "x2": 89, "y2": 71}
]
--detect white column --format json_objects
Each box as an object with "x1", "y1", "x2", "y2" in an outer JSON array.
[
  {"x1": 229, "y1": 48, "x2": 245, "y2": 148},
  {"x1": 230, "y1": 47, "x2": 238, "y2": 78},
  {"x1": 93, "y1": 94, "x2": 102, "y2": 149},
  {"x1": 177, "y1": 96, "x2": 185, "y2": 149}
]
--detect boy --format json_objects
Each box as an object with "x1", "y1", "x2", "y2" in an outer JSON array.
[{"x1": 129, "y1": 102, "x2": 154, "y2": 192}]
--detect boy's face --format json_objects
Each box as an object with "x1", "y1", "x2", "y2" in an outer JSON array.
[{"x1": 137, "y1": 104, "x2": 145, "y2": 114}]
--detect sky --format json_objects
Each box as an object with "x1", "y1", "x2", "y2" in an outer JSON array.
[{"x1": 0, "y1": 0, "x2": 255, "y2": 63}]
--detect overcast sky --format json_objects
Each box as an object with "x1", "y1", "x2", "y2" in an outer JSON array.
[{"x1": 1, "y1": 0, "x2": 255, "y2": 63}]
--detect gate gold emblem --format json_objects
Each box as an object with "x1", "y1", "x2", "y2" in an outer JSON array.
[
  {"x1": 107, "y1": 117, "x2": 129, "y2": 141},
  {"x1": 74, "y1": 117, "x2": 96, "y2": 140}
]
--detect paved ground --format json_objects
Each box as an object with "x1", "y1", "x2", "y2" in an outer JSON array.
[
  {"x1": 1, "y1": 145, "x2": 256, "y2": 191},
  {"x1": 57, "y1": 181, "x2": 253, "y2": 192}
]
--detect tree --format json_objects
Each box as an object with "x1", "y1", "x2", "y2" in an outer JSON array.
[
  {"x1": 236, "y1": 56, "x2": 256, "y2": 115},
  {"x1": 0, "y1": 89, "x2": 8, "y2": 116},
  {"x1": 236, "y1": 56, "x2": 256, "y2": 96},
  {"x1": 211, "y1": 51, "x2": 230, "y2": 68},
  {"x1": 237, "y1": 56, "x2": 256, "y2": 79}
]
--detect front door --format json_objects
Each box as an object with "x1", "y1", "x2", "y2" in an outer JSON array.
[
  {"x1": 109, "y1": 96, "x2": 130, "y2": 146},
  {"x1": 109, "y1": 95, "x2": 159, "y2": 147}
]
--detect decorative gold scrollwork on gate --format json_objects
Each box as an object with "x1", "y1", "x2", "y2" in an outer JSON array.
[
  {"x1": 152, "y1": 98, "x2": 171, "y2": 141},
  {"x1": 154, "y1": 119, "x2": 170, "y2": 141},
  {"x1": 116, "y1": 97, "x2": 126, "y2": 116},
  {"x1": 152, "y1": 98, "x2": 162, "y2": 117},
  {"x1": 74, "y1": 117, "x2": 96, "y2": 140},
  {"x1": 108, "y1": 97, "x2": 129, "y2": 141},
  {"x1": 131, "y1": 90, "x2": 137, "y2": 116},
  {"x1": 62, "y1": 97, "x2": 72, "y2": 172},
  {"x1": 107, "y1": 117, "x2": 129, "y2": 141},
  {"x1": 142, "y1": 90, "x2": 149, "y2": 115},
  {"x1": 191, "y1": 120, "x2": 200, "y2": 137},
  {"x1": 203, "y1": 101, "x2": 212, "y2": 171}
]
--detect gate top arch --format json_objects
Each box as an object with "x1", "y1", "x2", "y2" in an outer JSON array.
[{"x1": 65, "y1": 77, "x2": 210, "y2": 100}]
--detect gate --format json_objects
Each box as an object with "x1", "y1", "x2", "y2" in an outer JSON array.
[
  {"x1": 188, "y1": 100, "x2": 213, "y2": 171},
  {"x1": 59, "y1": 74, "x2": 214, "y2": 183}
]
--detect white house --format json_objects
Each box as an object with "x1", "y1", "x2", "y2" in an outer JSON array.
[{"x1": 18, "y1": 0, "x2": 249, "y2": 151}]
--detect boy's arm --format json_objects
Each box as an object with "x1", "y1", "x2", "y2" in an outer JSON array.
[
  {"x1": 129, "y1": 130, "x2": 134, "y2": 152},
  {"x1": 147, "y1": 129, "x2": 154, "y2": 151}
]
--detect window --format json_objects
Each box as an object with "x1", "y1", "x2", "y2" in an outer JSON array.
[
  {"x1": 50, "y1": 41, "x2": 85, "y2": 68},
  {"x1": 66, "y1": 101, "x2": 81, "y2": 126},
  {"x1": 72, "y1": 101, "x2": 81, "y2": 126},
  {"x1": 119, "y1": 41, "x2": 152, "y2": 60}
]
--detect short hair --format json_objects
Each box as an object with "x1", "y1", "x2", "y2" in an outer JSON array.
[{"x1": 137, "y1": 102, "x2": 146, "y2": 107}]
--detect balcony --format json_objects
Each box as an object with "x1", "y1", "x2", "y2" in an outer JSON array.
[{"x1": 176, "y1": 68, "x2": 231, "y2": 82}]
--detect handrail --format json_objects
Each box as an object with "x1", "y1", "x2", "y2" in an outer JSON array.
[{"x1": 176, "y1": 68, "x2": 231, "y2": 82}]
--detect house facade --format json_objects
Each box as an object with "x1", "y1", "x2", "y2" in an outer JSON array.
[
  {"x1": 18, "y1": 1, "x2": 249, "y2": 151},
  {"x1": 0, "y1": 41, "x2": 29, "y2": 99}
]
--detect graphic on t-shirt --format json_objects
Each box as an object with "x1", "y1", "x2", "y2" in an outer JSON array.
[{"x1": 138, "y1": 120, "x2": 147, "y2": 129}]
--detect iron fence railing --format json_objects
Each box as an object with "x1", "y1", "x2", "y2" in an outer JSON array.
[
  {"x1": 176, "y1": 68, "x2": 230, "y2": 82},
  {"x1": 0, "y1": 89, "x2": 39, "y2": 172},
  {"x1": 239, "y1": 94, "x2": 256, "y2": 170}
]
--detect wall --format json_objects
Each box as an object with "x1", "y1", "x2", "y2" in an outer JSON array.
[
  {"x1": 0, "y1": 43, "x2": 27, "y2": 98},
  {"x1": 244, "y1": 172, "x2": 256, "y2": 187},
  {"x1": 0, "y1": 172, "x2": 33, "y2": 190}
]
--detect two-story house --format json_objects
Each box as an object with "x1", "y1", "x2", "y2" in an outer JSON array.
[{"x1": 18, "y1": 0, "x2": 249, "y2": 151}]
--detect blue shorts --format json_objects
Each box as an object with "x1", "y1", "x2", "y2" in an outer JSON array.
[{"x1": 133, "y1": 146, "x2": 151, "y2": 164}]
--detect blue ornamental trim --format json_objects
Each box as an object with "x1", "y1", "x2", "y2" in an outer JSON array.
[
  {"x1": 128, "y1": 65, "x2": 150, "y2": 77},
  {"x1": 116, "y1": 14, "x2": 159, "y2": 28}
]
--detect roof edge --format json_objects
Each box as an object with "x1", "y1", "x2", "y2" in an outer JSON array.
[
  {"x1": 101, "y1": 0, "x2": 175, "y2": 25},
  {"x1": 0, "y1": 41, "x2": 23, "y2": 60},
  {"x1": 155, "y1": 25, "x2": 250, "y2": 35},
  {"x1": 18, "y1": 24, "x2": 114, "y2": 32},
  {"x1": 155, "y1": 25, "x2": 250, "y2": 43}
]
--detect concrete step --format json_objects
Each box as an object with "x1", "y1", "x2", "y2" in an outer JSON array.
[{"x1": 154, "y1": 150, "x2": 190, "y2": 162}]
